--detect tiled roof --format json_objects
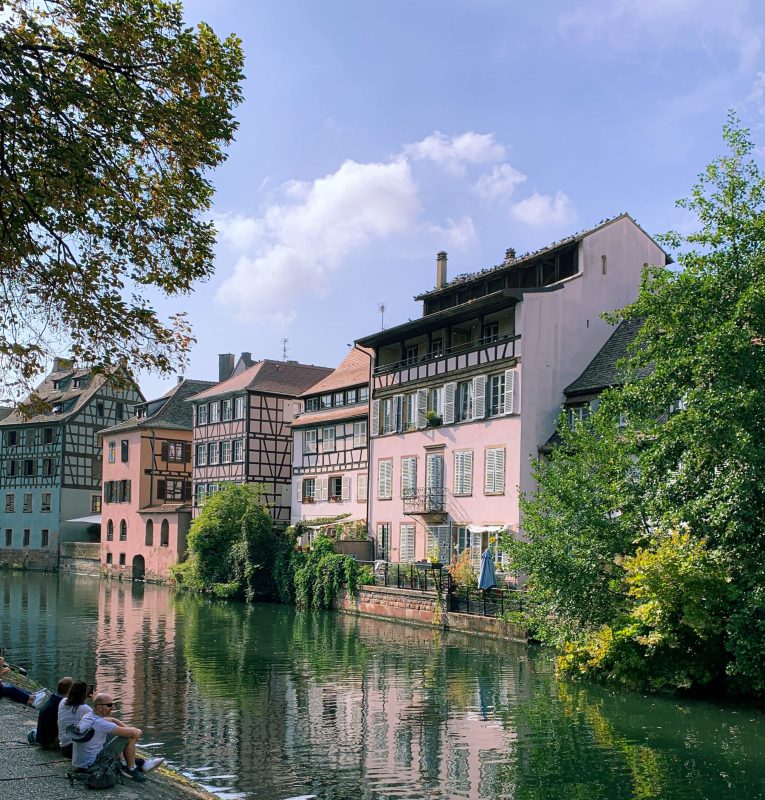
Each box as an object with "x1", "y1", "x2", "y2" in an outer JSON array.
[
  {"x1": 300, "y1": 347, "x2": 371, "y2": 397},
  {"x1": 291, "y1": 404, "x2": 368, "y2": 428},
  {"x1": 564, "y1": 319, "x2": 644, "y2": 398},
  {"x1": 0, "y1": 366, "x2": 141, "y2": 426},
  {"x1": 415, "y1": 213, "x2": 669, "y2": 301},
  {"x1": 100, "y1": 379, "x2": 215, "y2": 436},
  {"x1": 190, "y1": 359, "x2": 332, "y2": 401}
]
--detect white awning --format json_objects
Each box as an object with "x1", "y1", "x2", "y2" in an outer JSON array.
[
  {"x1": 66, "y1": 514, "x2": 102, "y2": 525},
  {"x1": 467, "y1": 524, "x2": 507, "y2": 534}
]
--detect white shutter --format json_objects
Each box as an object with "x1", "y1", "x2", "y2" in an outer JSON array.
[
  {"x1": 443, "y1": 382, "x2": 456, "y2": 424},
  {"x1": 428, "y1": 524, "x2": 451, "y2": 563},
  {"x1": 485, "y1": 447, "x2": 505, "y2": 494},
  {"x1": 472, "y1": 375, "x2": 486, "y2": 419},
  {"x1": 378, "y1": 460, "x2": 392, "y2": 499},
  {"x1": 416, "y1": 388, "x2": 428, "y2": 428},
  {"x1": 371, "y1": 399, "x2": 380, "y2": 437},
  {"x1": 495, "y1": 447, "x2": 506, "y2": 493},
  {"x1": 401, "y1": 456, "x2": 417, "y2": 498},
  {"x1": 400, "y1": 525, "x2": 415, "y2": 562},
  {"x1": 454, "y1": 450, "x2": 473, "y2": 495},
  {"x1": 504, "y1": 368, "x2": 519, "y2": 414},
  {"x1": 357, "y1": 473, "x2": 367, "y2": 501},
  {"x1": 485, "y1": 448, "x2": 496, "y2": 494},
  {"x1": 470, "y1": 531, "x2": 482, "y2": 566},
  {"x1": 318, "y1": 476, "x2": 329, "y2": 502},
  {"x1": 341, "y1": 476, "x2": 351, "y2": 501}
]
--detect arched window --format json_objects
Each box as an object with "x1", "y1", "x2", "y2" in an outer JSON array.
[
  {"x1": 145, "y1": 520, "x2": 154, "y2": 547},
  {"x1": 106, "y1": 552, "x2": 113, "y2": 564},
  {"x1": 160, "y1": 519, "x2": 169, "y2": 547},
  {"x1": 601, "y1": 254, "x2": 607, "y2": 275},
  {"x1": 119, "y1": 520, "x2": 127, "y2": 541},
  {"x1": 119, "y1": 553, "x2": 126, "y2": 566},
  {"x1": 106, "y1": 520, "x2": 114, "y2": 541}
]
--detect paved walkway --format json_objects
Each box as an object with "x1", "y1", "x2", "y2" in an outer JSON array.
[{"x1": 0, "y1": 697, "x2": 214, "y2": 800}]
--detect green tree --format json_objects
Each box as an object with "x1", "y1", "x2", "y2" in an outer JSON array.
[
  {"x1": 512, "y1": 114, "x2": 765, "y2": 694},
  {"x1": 0, "y1": 0, "x2": 243, "y2": 394}
]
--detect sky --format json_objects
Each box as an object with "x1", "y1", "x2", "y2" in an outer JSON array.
[{"x1": 138, "y1": 0, "x2": 765, "y2": 399}]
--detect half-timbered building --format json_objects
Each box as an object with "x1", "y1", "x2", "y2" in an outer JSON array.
[
  {"x1": 0, "y1": 358, "x2": 144, "y2": 569},
  {"x1": 190, "y1": 355, "x2": 332, "y2": 525},
  {"x1": 100, "y1": 378, "x2": 214, "y2": 581},
  {"x1": 357, "y1": 215, "x2": 668, "y2": 568},
  {"x1": 290, "y1": 347, "x2": 371, "y2": 532}
]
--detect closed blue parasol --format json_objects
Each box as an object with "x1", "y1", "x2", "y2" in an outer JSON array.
[{"x1": 478, "y1": 548, "x2": 497, "y2": 590}]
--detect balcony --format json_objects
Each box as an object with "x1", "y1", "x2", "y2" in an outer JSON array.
[{"x1": 403, "y1": 488, "x2": 449, "y2": 517}]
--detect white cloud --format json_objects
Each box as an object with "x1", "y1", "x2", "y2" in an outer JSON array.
[
  {"x1": 404, "y1": 131, "x2": 505, "y2": 175},
  {"x1": 473, "y1": 163, "x2": 527, "y2": 200},
  {"x1": 216, "y1": 158, "x2": 420, "y2": 321},
  {"x1": 215, "y1": 214, "x2": 263, "y2": 253},
  {"x1": 510, "y1": 191, "x2": 575, "y2": 226},
  {"x1": 424, "y1": 216, "x2": 477, "y2": 250}
]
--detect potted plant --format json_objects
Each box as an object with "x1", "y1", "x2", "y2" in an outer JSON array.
[{"x1": 426, "y1": 410, "x2": 442, "y2": 428}]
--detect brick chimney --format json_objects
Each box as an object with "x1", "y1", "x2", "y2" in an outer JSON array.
[
  {"x1": 436, "y1": 251, "x2": 448, "y2": 289},
  {"x1": 218, "y1": 353, "x2": 235, "y2": 382}
]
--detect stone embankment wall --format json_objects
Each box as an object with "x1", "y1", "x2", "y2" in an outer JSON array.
[
  {"x1": 0, "y1": 548, "x2": 56, "y2": 570},
  {"x1": 59, "y1": 541, "x2": 101, "y2": 576},
  {"x1": 334, "y1": 585, "x2": 528, "y2": 642}
]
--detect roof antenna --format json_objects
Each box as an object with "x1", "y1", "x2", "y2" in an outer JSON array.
[
  {"x1": 378, "y1": 302, "x2": 386, "y2": 331},
  {"x1": 281, "y1": 338, "x2": 289, "y2": 361}
]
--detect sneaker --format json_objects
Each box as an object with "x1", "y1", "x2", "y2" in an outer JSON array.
[
  {"x1": 127, "y1": 767, "x2": 147, "y2": 783},
  {"x1": 31, "y1": 690, "x2": 48, "y2": 709},
  {"x1": 140, "y1": 757, "x2": 164, "y2": 773}
]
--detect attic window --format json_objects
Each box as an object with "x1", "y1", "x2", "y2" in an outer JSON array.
[
  {"x1": 72, "y1": 377, "x2": 88, "y2": 388},
  {"x1": 51, "y1": 404, "x2": 63, "y2": 413}
]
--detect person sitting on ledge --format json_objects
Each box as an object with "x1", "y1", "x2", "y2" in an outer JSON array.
[
  {"x1": 72, "y1": 692, "x2": 163, "y2": 782},
  {"x1": 0, "y1": 657, "x2": 47, "y2": 709},
  {"x1": 58, "y1": 680, "x2": 90, "y2": 758},
  {"x1": 28, "y1": 675, "x2": 73, "y2": 748}
]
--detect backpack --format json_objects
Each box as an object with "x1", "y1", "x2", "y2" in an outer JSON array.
[{"x1": 67, "y1": 752, "x2": 123, "y2": 791}]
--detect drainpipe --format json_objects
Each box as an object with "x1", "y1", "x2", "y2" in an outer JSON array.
[{"x1": 149, "y1": 428, "x2": 156, "y2": 507}]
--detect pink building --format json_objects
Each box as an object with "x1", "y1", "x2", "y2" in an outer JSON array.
[
  {"x1": 290, "y1": 347, "x2": 371, "y2": 533},
  {"x1": 357, "y1": 215, "x2": 668, "y2": 567},
  {"x1": 100, "y1": 379, "x2": 213, "y2": 581}
]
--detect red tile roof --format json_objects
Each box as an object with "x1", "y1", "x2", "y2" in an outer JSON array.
[
  {"x1": 190, "y1": 359, "x2": 332, "y2": 400},
  {"x1": 300, "y1": 347, "x2": 371, "y2": 397}
]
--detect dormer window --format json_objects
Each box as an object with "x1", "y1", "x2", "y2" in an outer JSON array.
[
  {"x1": 321, "y1": 394, "x2": 332, "y2": 409},
  {"x1": 305, "y1": 397, "x2": 319, "y2": 412},
  {"x1": 72, "y1": 377, "x2": 88, "y2": 389}
]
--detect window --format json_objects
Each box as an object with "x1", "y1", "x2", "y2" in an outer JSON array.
[
  {"x1": 43, "y1": 427, "x2": 53, "y2": 444},
  {"x1": 208, "y1": 442, "x2": 219, "y2": 465},
  {"x1": 23, "y1": 529, "x2": 30, "y2": 547},
  {"x1": 376, "y1": 523, "x2": 390, "y2": 560},
  {"x1": 6, "y1": 430, "x2": 17, "y2": 447},
  {"x1": 302, "y1": 478, "x2": 315, "y2": 502},
  {"x1": 106, "y1": 520, "x2": 114, "y2": 541},
  {"x1": 222, "y1": 399, "x2": 233, "y2": 421},
  {"x1": 454, "y1": 450, "x2": 474, "y2": 496},
  {"x1": 120, "y1": 439, "x2": 129, "y2": 462},
  {"x1": 220, "y1": 441, "x2": 231, "y2": 463},
  {"x1": 197, "y1": 404, "x2": 208, "y2": 425},
  {"x1": 481, "y1": 322, "x2": 500, "y2": 343},
  {"x1": 4, "y1": 494, "x2": 13, "y2": 513},
  {"x1": 106, "y1": 552, "x2": 113, "y2": 565},
  {"x1": 43, "y1": 458, "x2": 55, "y2": 477},
  {"x1": 116, "y1": 401, "x2": 124, "y2": 420},
  {"x1": 165, "y1": 441, "x2": 186, "y2": 463},
  {"x1": 234, "y1": 396, "x2": 246, "y2": 419},
  {"x1": 404, "y1": 343, "x2": 419, "y2": 366},
  {"x1": 484, "y1": 447, "x2": 506, "y2": 495},
  {"x1": 160, "y1": 479, "x2": 187, "y2": 502},
  {"x1": 304, "y1": 429, "x2": 318, "y2": 454},
  {"x1": 91, "y1": 495, "x2": 101, "y2": 513},
  {"x1": 346, "y1": 388, "x2": 358, "y2": 404},
  {"x1": 195, "y1": 484, "x2": 206, "y2": 507},
  {"x1": 119, "y1": 553, "x2": 126, "y2": 566},
  {"x1": 601, "y1": 254, "x2": 607, "y2": 275},
  {"x1": 357, "y1": 473, "x2": 367, "y2": 502},
  {"x1": 359, "y1": 386, "x2": 369, "y2": 403},
  {"x1": 117, "y1": 480, "x2": 131, "y2": 503},
  {"x1": 305, "y1": 397, "x2": 319, "y2": 412},
  {"x1": 321, "y1": 394, "x2": 332, "y2": 409},
  {"x1": 329, "y1": 476, "x2": 343, "y2": 501},
  {"x1": 207, "y1": 483, "x2": 218, "y2": 496},
  {"x1": 233, "y1": 439, "x2": 244, "y2": 463},
  {"x1": 455, "y1": 526, "x2": 470, "y2": 557},
  {"x1": 320, "y1": 426, "x2": 335, "y2": 453},
  {"x1": 160, "y1": 520, "x2": 169, "y2": 547},
  {"x1": 567, "y1": 405, "x2": 590, "y2": 430},
  {"x1": 145, "y1": 520, "x2": 154, "y2": 546},
  {"x1": 429, "y1": 337, "x2": 443, "y2": 359},
  {"x1": 108, "y1": 442, "x2": 116, "y2": 463},
  {"x1": 119, "y1": 520, "x2": 127, "y2": 541},
  {"x1": 401, "y1": 456, "x2": 417, "y2": 499},
  {"x1": 24, "y1": 459, "x2": 35, "y2": 476},
  {"x1": 400, "y1": 524, "x2": 415, "y2": 562},
  {"x1": 41, "y1": 530, "x2": 49, "y2": 548},
  {"x1": 353, "y1": 420, "x2": 367, "y2": 448},
  {"x1": 209, "y1": 402, "x2": 220, "y2": 423},
  {"x1": 22, "y1": 493, "x2": 32, "y2": 513},
  {"x1": 334, "y1": 392, "x2": 344, "y2": 407},
  {"x1": 4, "y1": 529, "x2": 11, "y2": 547},
  {"x1": 96, "y1": 401, "x2": 104, "y2": 417},
  {"x1": 488, "y1": 374, "x2": 506, "y2": 416},
  {"x1": 455, "y1": 381, "x2": 473, "y2": 422},
  {"x1": 377, "y1": 459, "x2": 393, "y2": 500},
  {"x1": 42, "y1": 493, "x2": 52, "y2": 513},
  {"x1": 428, "y1": 387, "x2": 443, "y2": 417},
  {"x1": 195, "y1": 443, "x2": 207, "y2": 466}
]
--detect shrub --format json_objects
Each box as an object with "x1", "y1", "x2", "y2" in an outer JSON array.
[{"x1": 448, "y1": 549, "x2": 477, "y2": 590}]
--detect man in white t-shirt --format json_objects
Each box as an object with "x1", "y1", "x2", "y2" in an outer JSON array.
[{"x1": 72, "y1": 692, "x2": 146, "y2": 782}]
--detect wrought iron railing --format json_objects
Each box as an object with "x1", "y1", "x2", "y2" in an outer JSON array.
[{"x1": 402, "y1": 488, "x2": 448, "y2": 515}]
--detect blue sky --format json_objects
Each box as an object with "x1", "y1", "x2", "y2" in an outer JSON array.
[{"x1": 140, "y1": 0, "x2": 765, "y2": 399}]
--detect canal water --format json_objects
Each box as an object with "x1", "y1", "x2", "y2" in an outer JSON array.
[{"x1": 2, "y1": 572, "x2": 765, "y2": 800}]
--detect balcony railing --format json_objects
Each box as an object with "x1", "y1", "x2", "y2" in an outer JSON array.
[
  {"x1": 373, "y1": 332, "x2": 520, "y2": 376},
  {"x1": 402, "y1": 488, "x2": 448, "y2": 516}
]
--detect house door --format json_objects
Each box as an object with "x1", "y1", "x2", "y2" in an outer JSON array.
[{"x1": 132, "y1": 554, "x2": 146, "y2": 581}]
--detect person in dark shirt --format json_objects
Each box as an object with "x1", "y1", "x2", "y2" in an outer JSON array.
[{"x1": 29, "y1": 676, "x2": 73, "y2": 748}]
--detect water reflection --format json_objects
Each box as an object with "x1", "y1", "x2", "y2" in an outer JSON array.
[{"x1": 2, "y1": 571, "x2": 765, "y2": 800}]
